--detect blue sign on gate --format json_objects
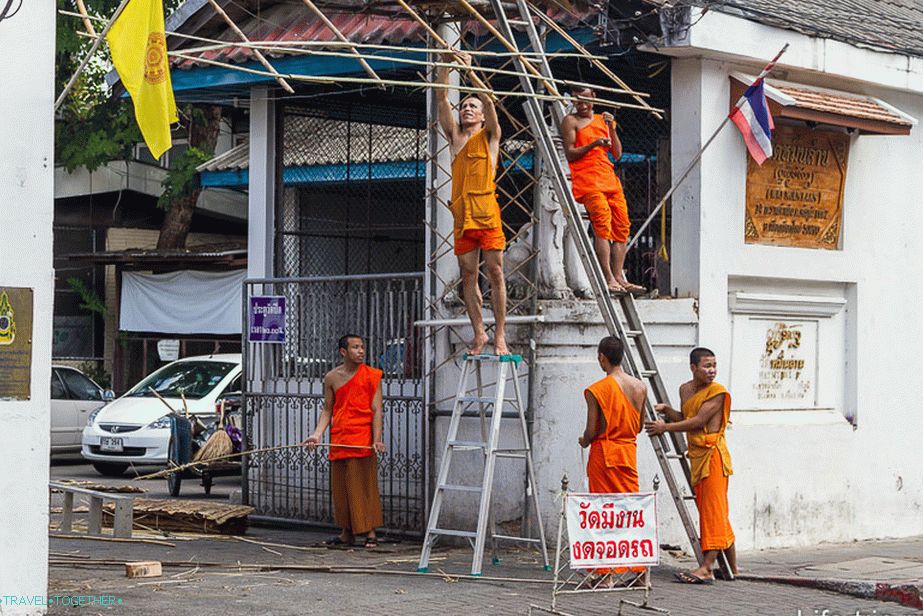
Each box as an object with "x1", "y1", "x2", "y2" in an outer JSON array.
[{"x1": 248, "y1": 296, "x2": 286, "y2": 343}]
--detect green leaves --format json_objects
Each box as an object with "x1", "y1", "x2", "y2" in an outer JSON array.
[{"x1": 157, "y1": 146, "x2": 213, "y2": 210}]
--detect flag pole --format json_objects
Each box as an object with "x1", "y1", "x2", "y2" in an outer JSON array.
[
  {"x1": 626, "y1": 44, "x2": 789, "y2": 253},
  {"x1": 54, "y1": 0, "x2": 132, "y2": 112}
]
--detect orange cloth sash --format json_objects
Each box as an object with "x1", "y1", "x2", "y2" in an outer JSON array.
[
  {"x1": 585, "y1": 375, "x2": 641, "y2": 492},
  {"x1": 681, "y1": 381, "x2": 732, "y2": 487},
  {"x1": 568, "y1": 114, "x2": 621, "y2": 200},
  {"x1": 329, "y1": 363, "x2": 383, "y2": 461},
  {"x1": 450, "y1": 128, "x2": 501, "y2": 239}
]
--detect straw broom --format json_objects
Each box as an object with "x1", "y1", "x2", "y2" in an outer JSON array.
[{"x1": 192, "y1": 399, "x2": 234, "y2": 462}]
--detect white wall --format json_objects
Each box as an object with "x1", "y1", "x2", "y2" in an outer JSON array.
[
  {"x1": 0, "y1": 2, "x2": 55, "y2": 613},
  {"x1": 667, "y1": 16, "x2": 923, "y2": 549}
]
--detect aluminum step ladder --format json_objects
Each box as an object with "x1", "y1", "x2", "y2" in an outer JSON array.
[
  {"x1": 485, "y1": 0, "x2": 734, "y2": 580},
  {"x1": 417, "y1": 353, "x2": 549, "y2": 576}
]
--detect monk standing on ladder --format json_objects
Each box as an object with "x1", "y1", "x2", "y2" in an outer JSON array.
[
  {"x1": 302, "y1": 334, "x2": 386, "y2": 548},
  {"x1": 578, "y1": 335, "x2": 647, "y2": 579},
  {"x1": 437, "y1": 51, "x2": 509, "y2": 355},
  {"x1": 561, "y1": 87, "x2": 644, "y2": 294},
  {"x1": 645, "y1": 347, "x2": 738, "y2": 584}
]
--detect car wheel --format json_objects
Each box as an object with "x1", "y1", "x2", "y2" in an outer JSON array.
[{"x1": 92, "y1": 462, "x2": 128, "y2": 477}]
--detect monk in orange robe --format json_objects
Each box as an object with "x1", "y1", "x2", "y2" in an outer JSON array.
[
  {"x1": 645, "y1": 347, "x2": 738, "y2": 584},
  {"x1": 437, "y1": 51, "x2": 508, "y2": 356},
  {"x1": 561, "y1": 87, "x2": 644, "y2": 295},
  {"x1": 579, "y1": 335, "x2": 647, "y2": 577},
  {"x1": 302, "y1": 334, "x2": 385, "y2": 548}
]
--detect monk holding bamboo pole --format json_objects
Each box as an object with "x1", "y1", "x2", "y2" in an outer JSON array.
[
  {"x1": 561, "y1": 87, "x2": 644, "y2": 294},
  {"x1": 578, "y1": 335, "x2": 647, "y2": 578},
  {"x1": 644, "y1": 347, "x2": 738, "y2": 584},
  {"x1": 302, "y1": 334, "x2": 385, "y2": 548},
  {"x1": 437, "y1": 50, "x2": 509, "y2": 356}
]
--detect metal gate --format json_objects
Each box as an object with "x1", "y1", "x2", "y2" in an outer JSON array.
[{"x1": 242, "y1": 273, "x2": 426, "y2": 534}]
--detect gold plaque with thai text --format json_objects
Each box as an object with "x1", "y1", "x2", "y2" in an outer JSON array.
[
  {"x1": 0, "y1": 287, "x2": 33, "y2": 400},
  {"x1": 744, "y1": 125, "x2": 848, "y2": 249}
]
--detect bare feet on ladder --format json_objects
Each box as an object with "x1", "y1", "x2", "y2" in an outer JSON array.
[
  {"x1": 467, "y1": 330, "x2": 489, "y2": 355},
  {"x1": 493, "y1": 337, "x2": 510, "y2": 356}
]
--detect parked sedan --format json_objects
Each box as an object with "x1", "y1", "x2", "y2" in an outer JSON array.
[
  {"x1": 81, "y1": 354, "x2": 242, "y2": 477},
  {"x1": 51, "y1": 365, "x2": 112, "y2": 454}
]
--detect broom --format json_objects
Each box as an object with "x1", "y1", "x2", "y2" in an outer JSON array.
[{"x1": 192, "y1": 399, "x2": 234, "y2": 462}]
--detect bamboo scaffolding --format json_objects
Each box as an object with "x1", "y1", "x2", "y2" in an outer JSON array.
[
  {"x1": 206, "y1": 0, "x2": 294, "y2": 93},
  {"x1": 301, "y1": 0, "x2": 384, "y2": 87},
  {"x1": 57, "y1": 10, "x2": 609, "y2": 60},
  {"x1": 169, "y1": 38, "x2": 647, "y2": 99},
  {"x1": 73, "y1": 0, "x2": 96, "y2": 36},
  {"x1": 529, "y1": 7, "x2": 663, "y2": 120},
  {"x1": 166, "y1": 50, "x2": 656, "y2": 111}
]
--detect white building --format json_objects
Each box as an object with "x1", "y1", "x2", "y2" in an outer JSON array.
[
  {"x1": 167, "y1": 0, "x2": 923, "y2": 552},
  {"x1": 0, "y1": 1, "x2": 55, "y2": 613}
]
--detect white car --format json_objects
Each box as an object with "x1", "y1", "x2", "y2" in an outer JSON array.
[
  {"x1": 81, "y1": 354, "x2": 242, "y2": 477},
  {"x1": 51, "y1": 365, "x2": 112, "y2": 454}
]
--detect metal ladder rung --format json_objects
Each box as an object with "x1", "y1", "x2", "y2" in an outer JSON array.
[
  {"x1": 664, "y1": 453, "x2": 685, "y2": 460},
  {"x1": 492, "y1": 534, "x2": 542, "y2": 544},
  {"x1": 431, "y1": 528, "x2": 478, "y2": 539},
  {"x1": 494, "y1": 451, "x2": 527, "y2": 459},
  {"x1": 639, "y1": 369, "x2": 657, "y2": 378},
  {"x1": 625, "y1": 330, "x2": 642, "y2": 338},
  {"x1": 681, "y1": 495, "x2": 697, "y2": 501},
  {"x1": 439, "y1": 484, "x2": 483, "y2": 493},
  {"x1": 458, "y1": 396, "x2": 516, "y2": 404},
  {"x1": 448, "y1": 440, "x2": 487, "y2": 449}
]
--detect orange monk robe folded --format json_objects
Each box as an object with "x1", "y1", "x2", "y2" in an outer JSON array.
[
  {"x1": 585, "y1": 375, "x2": 644, "y2": 574},
  {"x1": 683, "y1": 382, "x2": 735, "y2": 552},
  {"x1": 329, "y1": 363, "x2": 384, "y2": 535}
]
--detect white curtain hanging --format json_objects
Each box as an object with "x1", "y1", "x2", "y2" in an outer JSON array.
[{"x1": 120, "y1": 270, "x2": 246, "y2": 334}]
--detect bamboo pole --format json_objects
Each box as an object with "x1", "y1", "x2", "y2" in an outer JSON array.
[
  {"x1": 529, "y1": 7, "x2": 662, "y2": 119},
  {"x1": 167, "y1": 51, "x2": 653, "y2": 111},
  {"x1": 73, "y1": 0, "x2": 96, "y2": 36},
  {"x1": 58, "y1": 11, "x2": 610, "y2": 59},
  {"x1": 206, "y1": 0, "x2": 294, "y2": 94},
  {"x1": 170, "y1": 38, "x2": 647, "y2": 99},
  {"x1": 54, "y1": 0, "x2": 132, "y2": 112},
  {"x1": 456, "y1": 0, "x2": 561, "y2": 97},
  {"x1": 301, "y1": 0, "x2": 384, "y2": 87}
]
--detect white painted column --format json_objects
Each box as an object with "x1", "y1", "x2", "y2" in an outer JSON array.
[
  {"x1": 248, "y1": 86, "x2": 277, "y2": 279},
  {"x1": 669, "y1": 58, "x2": 704, "y2": 298},
  {"x1": 0, "y1": 1, "x2": 54, "y2": 611}
]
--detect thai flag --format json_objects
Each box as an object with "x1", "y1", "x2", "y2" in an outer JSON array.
[{"x1": 729, "y1": 78, "x2": 774, "y2": 165}]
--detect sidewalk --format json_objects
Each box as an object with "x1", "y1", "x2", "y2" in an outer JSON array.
[{"x1": 46, "y1": 523, "x2": 923, "y2": 615}]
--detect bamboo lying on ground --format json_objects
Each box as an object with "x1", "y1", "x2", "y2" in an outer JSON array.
[
  {"x1": 47, "y1": 558, "x2": 557, "y2": 584},
  {"x1": 49, "y1": 533, "x2": 176, "y2": 547}
]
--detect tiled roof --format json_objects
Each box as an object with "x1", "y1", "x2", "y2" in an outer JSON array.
[
  {"x1": 676, "y1": 0, "x2": 923, "y2": 58},
  {"x1": 772, "y1": 83, "x2": 915, "y2": 127},
  {"x1": 171, "y1": 0, "x2": 602, "y2": 70}
]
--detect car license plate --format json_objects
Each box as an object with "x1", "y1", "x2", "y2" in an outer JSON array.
[{"x1": 100, "y1": 437, "x2": 123, "y2": 452}]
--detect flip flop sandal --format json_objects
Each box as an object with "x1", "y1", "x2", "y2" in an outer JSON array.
[
  {"x1": 622, "y1": 283, "x2": 647, "y2": 295},
  {"x1": 674, "y1": 571, "x2": 714, "y2": 585},
  {"x1": 324, "y1": 536, "x2": 353, "y2": 547},
  {"x1": 364, "y1": 537, "x2": 379, "y2": 549}
]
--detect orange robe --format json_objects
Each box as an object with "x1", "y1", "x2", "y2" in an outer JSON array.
[
  {"x1": 329, "y1": 364, "x2": 384, "y2": 534},
  {"x1": 585, "y1": 375, "x2": 644, "y2": 574},
  {"x1": 450, "y1": 129, "x2": 505, "y2": 255},
  {"x1": 683, "y1": 382, "x2": 735, "y2": 552},
  {"x1": 568, "y1": 115, "x2": 630, "y2": 243}
]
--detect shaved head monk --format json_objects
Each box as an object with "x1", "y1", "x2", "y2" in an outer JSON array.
[
  {"x1": 645, "y1": 347, "x2": 737, "y2": 584},
  {"x1": 436, "y1": 51, "x2": 509, "y2": 355},
  {"x1": 560, "y1": 87, "x2": 644, "y2": 295},
  {"x1": 302, "y1": 334, "x2": 386, "y2": 548},
  {"x1": 578, "y1": 336, "x2": 647, "y2": 579}
]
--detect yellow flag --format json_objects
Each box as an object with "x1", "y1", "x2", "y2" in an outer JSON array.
[{"x1": 106, "y1": 0, "x2": 178, "y2": 160}]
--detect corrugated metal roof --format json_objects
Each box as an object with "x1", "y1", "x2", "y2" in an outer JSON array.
[{"x1": 172, "y1": 1, "x2": 602, "y2": 70}]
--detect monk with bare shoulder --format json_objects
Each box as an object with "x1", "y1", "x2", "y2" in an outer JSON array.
[
  {"x1": 302, "y1": 334, "x2": 385, "y2": 548},
  {"x1": 436, "y1": 50, "x2": 509, "y2": 356}
]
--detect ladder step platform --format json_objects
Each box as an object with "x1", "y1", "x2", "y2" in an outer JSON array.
[
  {"x1": 439, "y1": 484, "x2": 483, "y2": 493},
  {"x1": 448, "y1": 440, "x2": 487, "y2": 449},
  {"x1": 463, "y1": 353, "x2": 522, "y2": 364}
]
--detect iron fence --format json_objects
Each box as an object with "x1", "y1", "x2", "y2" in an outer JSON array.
[{"x1": 242, "y1": 273, "x2": 426, "y2": 534}]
